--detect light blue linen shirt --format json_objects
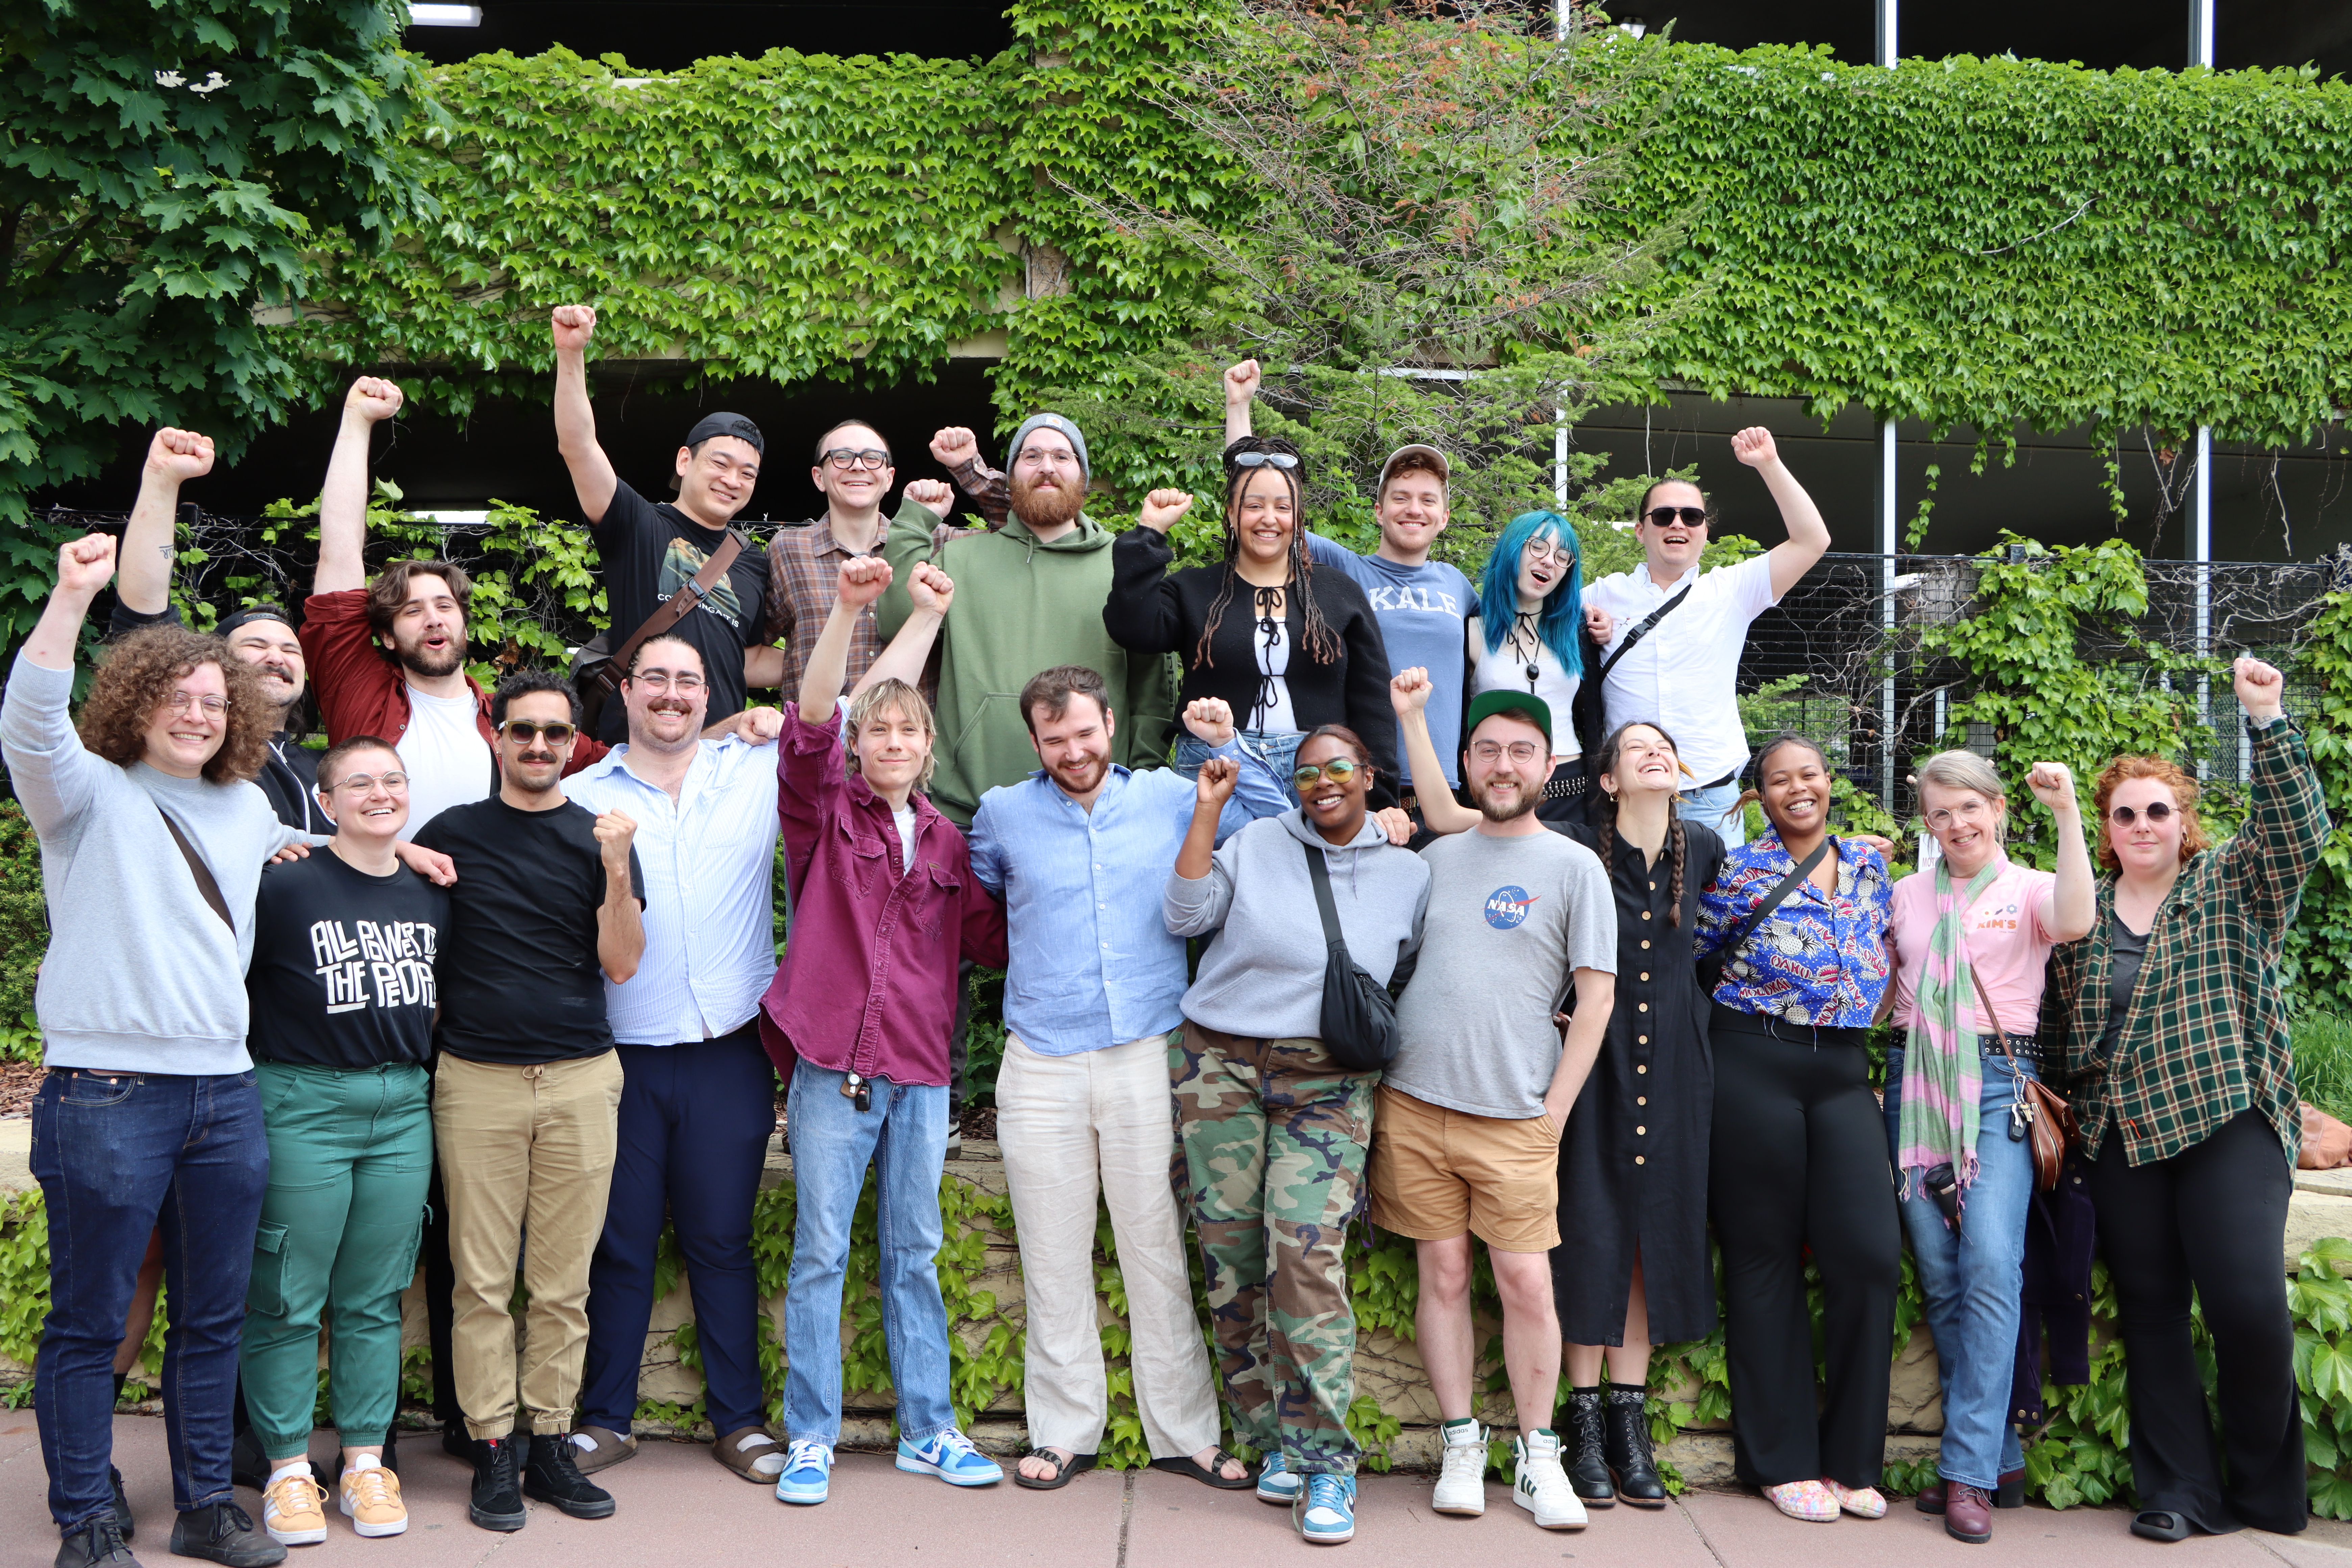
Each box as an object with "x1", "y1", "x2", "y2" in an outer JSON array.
[
  {"x1": 563, "y1": 734, "x2": 781, "y2": 1045},
  {"x1": 968, "y1": 744, "x2": 1288, "y2": 1056}
]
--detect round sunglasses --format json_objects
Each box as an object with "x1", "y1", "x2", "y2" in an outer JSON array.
[{"x1": 1293, "y1": 757, "x2": 1362, "y2": 788}]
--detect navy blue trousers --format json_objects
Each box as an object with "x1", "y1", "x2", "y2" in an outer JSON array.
[{"x1": 577, "y1": 1029, "x2": 777, "y2": 1437}]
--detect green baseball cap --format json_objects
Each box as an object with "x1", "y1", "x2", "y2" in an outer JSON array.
[{"x1": 1463, "y1": 689, "x2": 1552, "y2": 753}]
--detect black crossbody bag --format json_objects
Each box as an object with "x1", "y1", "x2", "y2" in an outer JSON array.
[
  {"x1": 1697, "y1": 838, "x2": 1832, "y2": 994},
  {"x1": 1303, "y1": 842, "x2": 1399, "y2": 1072},
  {"x1": 1594, "y1": 582, "x2": 1693, "y2": 684}
]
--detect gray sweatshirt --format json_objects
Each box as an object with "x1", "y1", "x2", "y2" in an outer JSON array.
[
  {"x1": 1165, "y1": 809, "x2": 1429, "y2": 1042},
  {"x1": 3, "y1": 655, "x2": 305, "y2": 1073}
]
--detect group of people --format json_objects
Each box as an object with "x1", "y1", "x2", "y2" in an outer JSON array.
[{"x1": 5, "y1": 309, "x2": 2327, "y2": 1568}]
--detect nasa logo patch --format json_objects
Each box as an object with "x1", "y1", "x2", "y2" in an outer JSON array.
[{"x1": 1484, "y1": 886, "x2": 1538, "y2": 930}]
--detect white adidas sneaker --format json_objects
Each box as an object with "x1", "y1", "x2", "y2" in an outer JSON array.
[
  {"x1": 1432, "y1": 1421, "x2": 1488, "y2": 1516},
  {"x1": 1513, "y1": 1430, "x2": 1588, "y2": 1530}
]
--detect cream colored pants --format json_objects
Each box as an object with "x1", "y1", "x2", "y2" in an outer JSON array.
[
  {"x1": 997, "y1": 1032, "x2": 1220, "y2": 1459},
  {"x1": 433, "y1": 1050, "x2": 624, "y2": 1439}
]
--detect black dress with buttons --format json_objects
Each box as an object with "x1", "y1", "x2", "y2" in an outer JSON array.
[{"x1": 1548, "y1": 819, "x2": 1725, "y2": 1347}]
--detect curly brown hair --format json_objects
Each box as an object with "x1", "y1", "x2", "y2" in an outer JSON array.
[
  {"x1": 77, "y1": 625, "x2": 275, "y2": 784},
  {"x1": 2090, "y1": 754, "x2": 2212, "y2": 873}
]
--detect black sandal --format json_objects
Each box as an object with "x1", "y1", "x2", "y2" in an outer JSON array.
[
  {"x1": 2131, "y1": 1510, "x2": 2191, "y2": 1542},
  {"x1": 1013, "y1": 1448, "x2": 1097, "y2": 1490},
  {"x1": 1150, "y1": 1450, "x2": 1257, "y2": 1490}
]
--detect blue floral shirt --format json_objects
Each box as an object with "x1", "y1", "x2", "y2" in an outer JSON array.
[{"x1": 1696, "y1": 829, "x2": 1894, "y2": 1027}]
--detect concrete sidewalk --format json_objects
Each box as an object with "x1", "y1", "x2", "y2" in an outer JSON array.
[{"x1": 4, "y1": 1417, "x2": 2350, "y2": 1568}]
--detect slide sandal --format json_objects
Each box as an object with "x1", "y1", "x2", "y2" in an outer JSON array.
[
  {"x1": 1013, "y1": 1449, "x2": 1097, "y2": 1490},
  {"x1": 1150, "y1": 1450, "x2": 1258, "y2": 1490}
]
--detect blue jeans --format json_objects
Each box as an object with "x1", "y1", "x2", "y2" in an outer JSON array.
[
  {"x1": 782, "y1": 1060, "x2": 954, "y2": 1446},
  {"x1": 1882, "y1": 1044, "x2": 2034, "y2": 1489},
  {"x1": 31, "y1": 1069, "x2": 269, "y2": 1530},
  {"x1": 1176, "y1": 729, "x2": 1304, "y2": 804},
  {"x1": 1678, "y1": 778, "x2": 1747, "y2": 847}
]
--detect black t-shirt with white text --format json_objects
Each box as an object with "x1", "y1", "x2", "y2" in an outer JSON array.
[
  {"x1": 592, "y1": 478, "x2": 771, "y2": 742},
  {"x1": 411, "y1": 796, "x2": 645, "y2": 1065},
  {"x1": 246, "y1": 850, "x2": 449, "y2": 1069}
]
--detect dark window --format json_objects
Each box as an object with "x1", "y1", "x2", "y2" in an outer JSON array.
[{"x1": 405, "y1": 2, "x2": 1016, "y2": 69}]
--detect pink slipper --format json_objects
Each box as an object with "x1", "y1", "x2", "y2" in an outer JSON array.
[
  {"x1": 1826, "y1": 1480, "x2": 1887, "y2": 1519},
  {"x1": 1764, "y1": 1480, "x2": 1840, "y2": 1522}
]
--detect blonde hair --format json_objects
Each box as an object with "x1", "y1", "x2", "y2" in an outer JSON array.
[
  {"x1": 1911, "y1": 749, "x2": 2009, "y2": 843},
  {"x1": 845, "y1": 678, "x2": 937, "y2": 792}
]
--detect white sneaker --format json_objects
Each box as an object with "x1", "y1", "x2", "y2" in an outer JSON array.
[
  {"x1": 1432, "y1": 1421, "x2": 1487, "y2": 1516},
  {"x1": 1513, "y1": 1431, "x2": 1587, "y2": 1530}
]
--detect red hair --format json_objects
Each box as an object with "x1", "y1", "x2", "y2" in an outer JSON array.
[{"x1": 2090, "y1": 755, "x2": 2212, "y2": 873}]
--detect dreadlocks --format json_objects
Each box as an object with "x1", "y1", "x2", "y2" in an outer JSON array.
[{"x1": 1195, "y1": 437, "x2": 1341, "y2": 670}]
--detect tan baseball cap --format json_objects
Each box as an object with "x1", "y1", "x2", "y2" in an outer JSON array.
[{"x1": 1376, "y1": 444, "x2": 1449, "y2": 494}]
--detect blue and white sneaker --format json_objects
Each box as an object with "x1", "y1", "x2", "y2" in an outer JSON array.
[
  {"x1": 1256, "y1": 1451, "x2": 1301, "y2": 1504},
  {"x1": 895, "y1": 1428, "x2": 1004, "y2": 1487},
  {"x1": 774, "y1": 1439, "x2": 833, "y2": 1505},
  {"x1": 1294, "y1": 1473, "x2": 1357, "y2": 1544}
]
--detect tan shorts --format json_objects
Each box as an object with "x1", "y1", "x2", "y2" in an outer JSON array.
[{"x1": 1367, "y1": 1084, "x2": 1561, "y2": 1252}]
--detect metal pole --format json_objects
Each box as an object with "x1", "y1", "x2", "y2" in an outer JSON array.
[
  {"x1": 1554, "y1": 416, "x2": 1568, "y2": 511},
  {"x1": 1877, "y1": 0, "x2": 1898, "y2": 65},
  {"x1": 1881, "y1": 418, "x2": 1898, "y2": 815},
  {"x1": 2189, "y1": 0, "x2": 2214, "y2": 68}
]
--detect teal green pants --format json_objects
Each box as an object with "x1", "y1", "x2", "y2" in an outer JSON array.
[{"x1": 240, "y1": 1061, "x2": 433, "y2": 1455}]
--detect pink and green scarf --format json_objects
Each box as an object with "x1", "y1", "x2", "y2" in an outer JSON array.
[{"x1": 1895, "y1": 856, "x2": 2002, "y2": 1210}]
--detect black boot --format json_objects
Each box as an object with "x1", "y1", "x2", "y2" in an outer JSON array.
[
  {"x1": 226, "y1": 1425, "x2": 269, "y2": 1494},
  {"x1": 441, "y1": 1418, "x2": 475, "y2": 1464},
  {"x1": 107, "y1": 1467, "x2": 133, "y2": 1540},
  {"x1": 523, "y1": 1433, "x2": 615, "y2": 1519},
  {"x1": 1602, "y1": 1383, "x2": 1667, "y2": 1508},
  {"x1": 1563, "y1": 1387, "x2": 1616, "y2": 1506},
  {"x1": 167, "y1": 1501, "x2": 285, "y2": 1567},
  {"x1": 468, "y1": 1436, "x2": 528, "y2": 1532},
  {"x1": 55, "y1": 1517, "x2": 138, "y2": 1568}
]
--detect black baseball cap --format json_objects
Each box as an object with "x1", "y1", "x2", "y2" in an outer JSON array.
[{"x1": 684, "y1": 412, "x2": 765, "y2": 457}]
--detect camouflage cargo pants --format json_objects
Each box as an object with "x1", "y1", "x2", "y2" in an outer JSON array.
[{"x1": 1171, "y1": 1021, "x2": 1375, "y2": 1477}]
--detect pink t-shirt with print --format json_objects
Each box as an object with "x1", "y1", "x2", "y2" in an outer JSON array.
[{"x1": 1888, "y1": 860, "x2": 2061, "y2": 1034}]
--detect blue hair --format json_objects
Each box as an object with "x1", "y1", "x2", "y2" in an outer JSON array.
[{"x1": 1476, "y1": 510, "x2": 1585, "y2": 678}]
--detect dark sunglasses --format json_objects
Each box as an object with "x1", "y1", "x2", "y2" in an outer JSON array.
[
  {"x1": 1231, "y1": 450, "x2": 1301, "y2": 470},
  {"x1": 1642, "y1": 506, "x2": 1709, "y2": 528},
  {"x1": 2108, "y1": 801, "x2": 2175, "y2": 826},
  {"x1": 1293, "y1": 757, "x2": 1362, "y2": 788},
  {"x1": 499, "y1": 720, "x2": 577, "y2": 745}
]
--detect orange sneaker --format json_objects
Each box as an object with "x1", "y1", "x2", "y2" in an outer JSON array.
[
  {"x1": 340, "y1": 1458, "x2": 408, "y2": 1537},
  {"x1": 262, "y1": 1467, "x2": 328, "y2": 1546}
]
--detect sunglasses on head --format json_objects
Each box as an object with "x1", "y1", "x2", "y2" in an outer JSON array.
[
  {"x1": 1293, "y1": 757, "x2": 1362, "y2": 788},
  {"x1": 499, "y1": 720, "x2": 577, "y2": 745},
  {"x1": 2108, "y1": 801, "x2": 2175, "y2": 826},
  {"x1": 1642, "y1": 506, "x2": 1709, "y2": 528},
  {"x1": 1231, "y1": 450, "x2": 1300, "y2": 470}
]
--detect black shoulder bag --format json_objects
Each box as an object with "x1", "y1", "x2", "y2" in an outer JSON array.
[
  {"x1": 1697, "y1": 837, "x2": 1832, "y2": 994},
  {"x1": 1303, "y1": 842, "x2": 1399, "y2": 1072}
]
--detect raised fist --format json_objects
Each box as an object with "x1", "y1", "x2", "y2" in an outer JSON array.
[
  {"x1": 836, "y1": 554, "x2": 894, "y2": 610},
  {"x1": 2233, "y1": 656, "x2": 2285, "y2": 722},
  {"x1": 903, "y1": 478, "x2": 955, "y2": 517},
  {"x1": 144, "y1": 427, "x2": 215, "y2": 484},
  {"x1": 1390, "y1": 666, "x2": 1434, "y2": 716},
  {"x1": 930, "y1": 426, "x2": 980, "y2": 470},
  {"x1": 2026, "y1": 761, "x2": 2077, "y2": 813},
  {"x1": 1182, "y1": 697, "x2": 1236, "y2": 747},
  {"x1": 551, "y1": 303, "x2": 597, "y2": 353},
  {"x1": 1138, "y1": 489, "x2": 1195, "y2": 534},
  {"x1": 1730, "y1": 426, "x2": 1779, "y2": 468},
  {"x1": 593, "y1": 808, "x2": 637, "y2": 864},
  {"x1": 55, "y1": 534, "x2": 118, "y2": 598},
  {"x1": 1224, "y1": 359, "x2": 1261, "y2": 405},
  {"x1": 907, "y1": 561, "x2": 955, "y2": 616},
  {"x1": 1195, "y1": 756, "x2": 1239, "y2": 809},
  {"x1": 345, "y1": 376, "x2": 403, "y2": 424}
]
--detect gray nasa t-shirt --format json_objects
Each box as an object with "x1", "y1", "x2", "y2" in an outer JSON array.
[{"x1": 1389, "y1": 829, "x2": 1616, "y2": 1119}]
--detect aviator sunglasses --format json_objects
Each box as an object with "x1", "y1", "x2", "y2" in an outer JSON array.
[
  {"x1": 1293, "y1": 757, "x2": 1362, "y2": 788},
  {"x1": 1231, "y1": 450, "x2": 1301, "y2": 470}
]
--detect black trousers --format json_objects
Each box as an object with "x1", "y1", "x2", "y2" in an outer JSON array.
[
  {"x1": 1709, "y1": 1018, "x2": 1902, "y2": 1489},
  {"x1": 2088, "y1": 1111, "x2": 2304, "y2": 1534}
]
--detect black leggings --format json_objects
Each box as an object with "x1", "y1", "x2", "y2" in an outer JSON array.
[
  {"x1": 2088, "y1": 1112, "x2": 2303, "y2": 1534},
  {"x1": 1709, "y1": 1018, "x2": 1902, "y2": 1489}
]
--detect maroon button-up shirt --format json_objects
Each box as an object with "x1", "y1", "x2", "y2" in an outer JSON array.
[{"x1": 757, "y1": 702, "x2": 1006, "y2": 1087}]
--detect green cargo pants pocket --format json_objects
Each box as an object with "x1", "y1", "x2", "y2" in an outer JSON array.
[{"x1": 246, "y1": 1222, "x2": 289, "y2": 1317}]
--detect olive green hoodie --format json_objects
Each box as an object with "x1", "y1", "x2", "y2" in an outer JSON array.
[{"x1": 879, "y1": 505, "x2": 1176, "y2": 825}]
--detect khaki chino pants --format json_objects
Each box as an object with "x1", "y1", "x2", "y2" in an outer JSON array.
[{"x1": 433, "y1": 1050, "x2": 624, "y2": 1439}]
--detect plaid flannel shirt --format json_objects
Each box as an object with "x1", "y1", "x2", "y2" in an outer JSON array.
[
  {"x1": 763, "y1": 515, "x2": 881, "y2": 700},
  {"x1": 2041, "y1": 717, "x2": 2331, "y2": 1167}
]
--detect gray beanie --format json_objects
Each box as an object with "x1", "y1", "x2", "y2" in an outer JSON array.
[{"x1": 1006, "y1": 413, "x2": 1089, "y2": 479}]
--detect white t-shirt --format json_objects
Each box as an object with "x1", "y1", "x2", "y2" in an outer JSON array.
[
  {"x1": 1471, "y1": 626, "x2": 1583, "y2": 761},
  {"x1": 891, "y1": 805, "x2": 918, "y2": 872},
  {"x1": 396, "y1": 685, "x2": 493, "y2": 841},
  {"x1": 1583, "y1": 552, "x2": 1780, "y2": 789}
]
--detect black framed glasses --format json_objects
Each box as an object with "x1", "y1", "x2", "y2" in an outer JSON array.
[
  {"x1": 1642, "y1": 506, "x2": 1709, "y2": 528},
  {"x1": 499, "y1": 720, "x2": 577, "y2": 744},
  {"x1": 1231, "y1": 450, "x2": 1301, "y2": 470},
  {"x1": 1293, "y1": 757, "x2": 1362, "y2": 787},
  {"x1": 2108, "y1": 801, "x2": 2175, "y2": 826},
  {"x1": 820, "y1": 447, "x2": 891, "y2": 471}
]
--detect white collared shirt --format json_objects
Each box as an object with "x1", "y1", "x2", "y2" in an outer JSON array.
[
  {"x1": 1582, "y1": 550, "x2": 1779, "y2": 788},
  {"x1": 563, "y1": 734, "x2": 781, "y2": 1045}
]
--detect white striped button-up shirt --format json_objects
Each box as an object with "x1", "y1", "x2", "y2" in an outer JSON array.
[{"x1": 563, "y1": 734, "x2": 781, "y2": 1045}]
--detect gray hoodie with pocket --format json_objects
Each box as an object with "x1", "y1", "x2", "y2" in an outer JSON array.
[{"x1": 1164, "y1": 808, "x2": 1429, "y2": 1043}]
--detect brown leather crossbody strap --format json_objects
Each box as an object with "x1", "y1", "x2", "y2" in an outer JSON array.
[
  {"x1": 156, "y1": 805, "x2": 233, "y2": 930},
  {"x1": 604, "y1": 529, "x2": 744, "y2": 686}
]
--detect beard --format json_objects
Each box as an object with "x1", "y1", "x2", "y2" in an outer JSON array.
[
  {"x1": 393, "y1": 627, "x2": 469, "y2": 680},
  {"x1": 1473, "y1": 777, "x2": 1541, "y2": 824},
  {"x1": 1047, "y1": 752, "x2": 1108, "y2": 795},
  {"x1": 1010, "y1": 470, "x2": 1086, "y2": 530}
]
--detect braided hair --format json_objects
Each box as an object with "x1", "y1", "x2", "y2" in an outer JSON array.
[
  {"x1": 1195, "y1": 437, "x2": 1341, "y2": 669},
  {"x1": 1594, "y1": 720, "x2": 1690, "y2": 926}
]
